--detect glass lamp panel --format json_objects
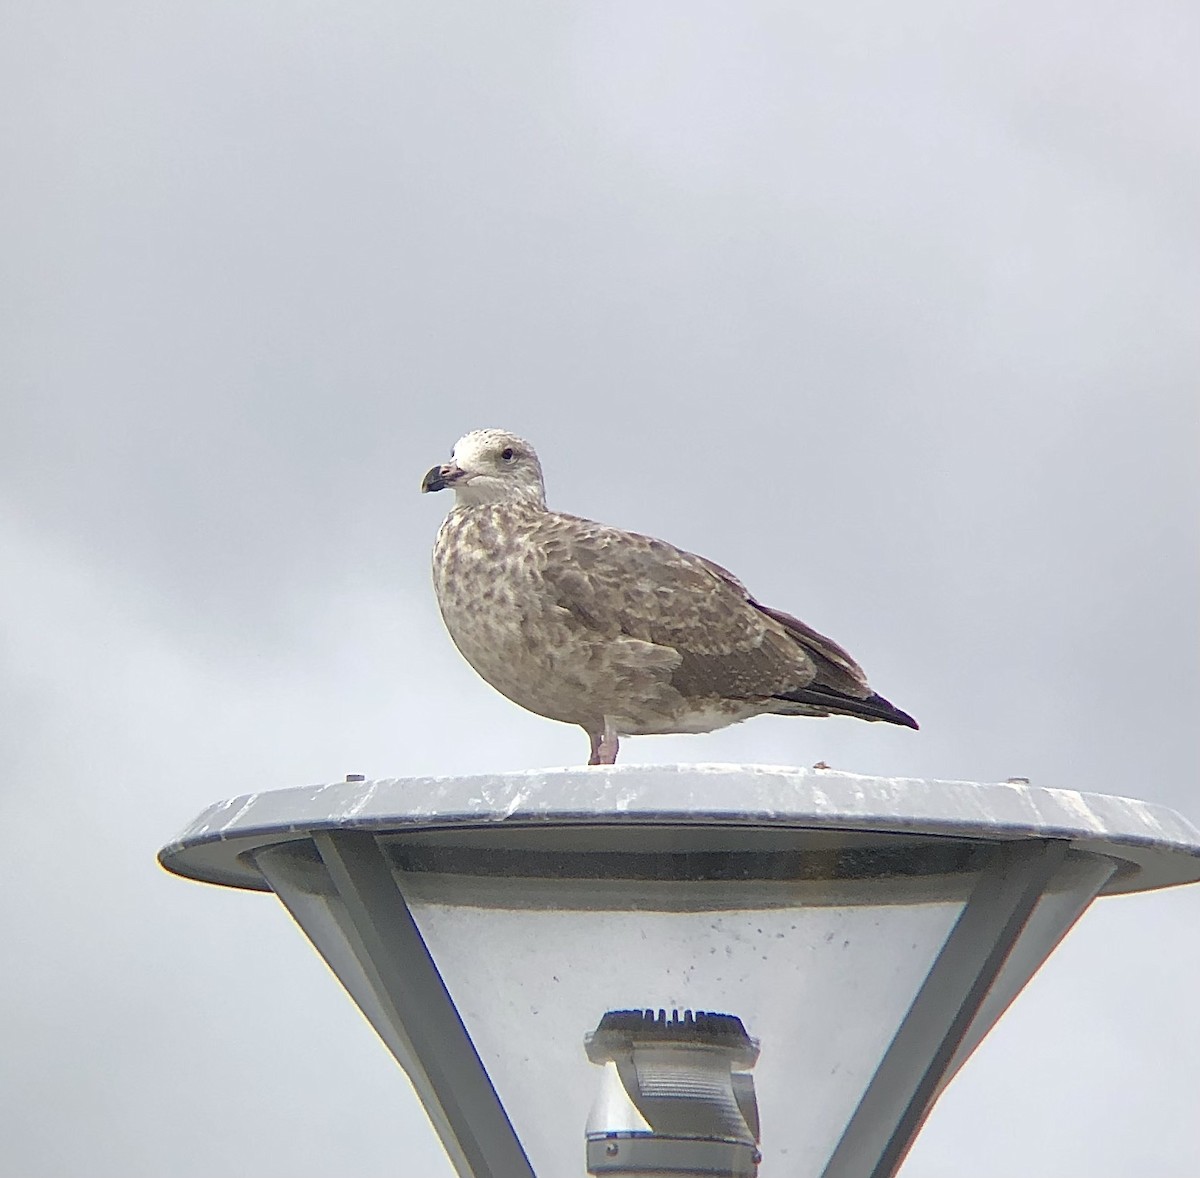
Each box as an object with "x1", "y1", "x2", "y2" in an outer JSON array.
[
  {"x1": 251, "y1": 828, "x2": 1118, "y2": 1178},
  {"x1": 379, "y1": 825, "x2": 979, "y2": 1177}
]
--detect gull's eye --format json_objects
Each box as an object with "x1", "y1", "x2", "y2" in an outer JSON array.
[{"x1": 501, "y1": 447, "x2": 515, "y2": 461}]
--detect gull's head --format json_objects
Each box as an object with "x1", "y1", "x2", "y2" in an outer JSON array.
[{"x1": 421, "y1": 429, "x2": 547, "y2": 508}]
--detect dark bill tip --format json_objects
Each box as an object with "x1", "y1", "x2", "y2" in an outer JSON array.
[{"x1": 421, "y1": 465, "x2": 447, "y2": 493}]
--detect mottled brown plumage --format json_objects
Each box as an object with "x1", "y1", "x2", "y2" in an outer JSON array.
[{"x1": 422, "y1": 428, "x2": 917, "y2": 764}]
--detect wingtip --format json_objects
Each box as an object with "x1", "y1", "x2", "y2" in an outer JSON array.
[
  {"x1": 867, "y1": 692, "x2": 919, "y2": 730},
  {"x1": 771, "y1": 686, "x2": 920, "y2": 729}
]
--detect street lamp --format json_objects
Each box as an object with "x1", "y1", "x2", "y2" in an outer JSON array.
[{"x1": 159, "y1": 765, "x2": 1200, "y2": 1178}]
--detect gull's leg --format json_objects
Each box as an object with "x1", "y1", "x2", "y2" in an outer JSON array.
[
  {"x1": 586, "y1": 721, "x2": 620, "y2": 766},
  {"x1": 597, "y1": 720, "x2": 620, "y2": 765}
]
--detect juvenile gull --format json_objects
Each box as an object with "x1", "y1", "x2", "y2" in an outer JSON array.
[{"x1": 422, "y1": 428, "x2": 918, "y2": 765}]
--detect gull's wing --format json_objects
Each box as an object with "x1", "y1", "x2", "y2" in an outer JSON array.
[{"x1": 533, "y1": 513, "x2": 876, "y2": 707}]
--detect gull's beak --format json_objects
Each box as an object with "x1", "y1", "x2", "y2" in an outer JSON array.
[{"x1": 421, "y1": 461, "x2": 464, "y2": 493}]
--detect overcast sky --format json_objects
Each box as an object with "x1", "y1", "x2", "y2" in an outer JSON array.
[{"x1": 2, "y1": 1, "x2": 1198, "y2": 1174}]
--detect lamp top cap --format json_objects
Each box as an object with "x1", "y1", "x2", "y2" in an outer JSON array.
[{"x1": 158, "y1": 764, "x2": 1200, "y2": 897}]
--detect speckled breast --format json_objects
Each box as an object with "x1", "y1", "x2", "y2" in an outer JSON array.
[{"x1": 431, "y1": 505, "x2": 598, "y2": 725}]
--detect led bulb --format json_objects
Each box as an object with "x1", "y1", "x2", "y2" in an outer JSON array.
[{"x1": 585, "y1": 1009, "x2": 761, "y2": 1177}]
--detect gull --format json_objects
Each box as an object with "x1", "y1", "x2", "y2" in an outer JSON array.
[{"x1": 422, "y1": 428, "x2": 917, "y2": 765}]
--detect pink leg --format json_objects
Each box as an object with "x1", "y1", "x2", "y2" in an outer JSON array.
[{"x1": 587, "y1": 722, "x2": 620, "y2": 765}]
